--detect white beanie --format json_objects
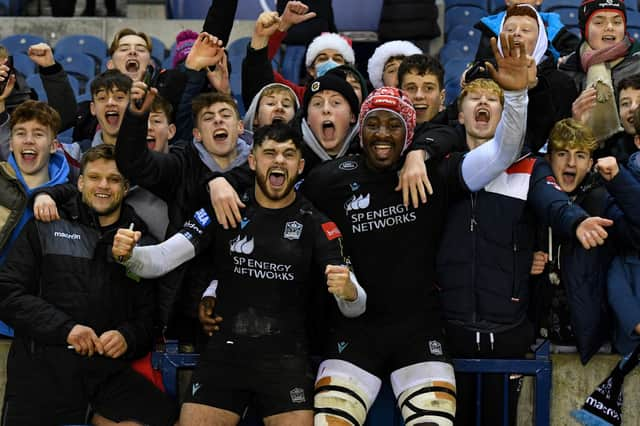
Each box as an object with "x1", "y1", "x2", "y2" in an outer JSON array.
[
  {"x1": 367, "y1": 40, "x2": 422, "y2": 89},
  {"x1": 305, "y1": 33, "x2": 355, "y2": 68}
]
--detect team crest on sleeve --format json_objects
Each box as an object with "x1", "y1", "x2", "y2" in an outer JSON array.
[
  {"x1": 194, "y1": 208, "x2": 212, "y2": 227},
  {"x1": 545, "y1": 176, "x2": 563, "y2": 192},
  {"x1": 322, "y1": 222, "x2": 342, "y2": 240},
  {"x1": 428, "y1": 340, "x2": 443, "y2": 356},
  {"x1": 290, "y1": 387, "x2": 306, "y2": 403},
  {"x1": 284, "y1": 221, "x2": 303, "y2": 240}
]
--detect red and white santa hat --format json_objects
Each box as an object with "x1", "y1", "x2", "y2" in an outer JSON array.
[
  {"x1": 305, "y1": 32, "x2": 355, "y2": 68},
  {"x1": 359, "y1": 87, "x2": 416, "y2": 155}
]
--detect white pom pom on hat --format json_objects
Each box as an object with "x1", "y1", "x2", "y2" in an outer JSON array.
[
  {"x1": 305, "y1": 32, "x2": 355, "y2": 68},
  {"x1": 367, "y1": 40, "x2": 422, "y2": 89}
]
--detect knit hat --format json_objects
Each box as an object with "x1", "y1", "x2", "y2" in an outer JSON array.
[
  {"x1": 173, "y1": 29, "x2": 199, "y2": 68},
  {"x1": 359, "y1": 87, "x2": 416, "y2": 155},
  {"x1": 305, "y1": 33, "x2": 355, "y2": 68},
  {"x1": 367, "y1": 40, "x2": 422, "y2": 89},
  {"x1": 302, "y1": 73, "x2": 360, "y2": 119},
  {"x1": 579, "y1": 0, "x2": 627, "y2": 40}
]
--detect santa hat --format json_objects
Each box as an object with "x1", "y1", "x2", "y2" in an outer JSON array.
[
  {"x1": 367, "y1": 40, "x2": 422, "y2": 89},
  {"x1": 173, "y1": 29, "x2": 199, "y2": 68},
  {"x1": 579, "y1": 0, "x2": 626, "y2": 40},
  {"x1": 359, "y1": 87, "x2": 416, "y2": 155},
  {"x1": 305, "y1": 33, "x2": 355, "y2": 68}
]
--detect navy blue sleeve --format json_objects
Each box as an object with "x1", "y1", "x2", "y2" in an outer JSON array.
[
  {"x1": 603, "y1": 165, "x2": 640, "y2": 249},
  {"x1": 528, "y1": 159, "x2": 589, "y2": 240}
]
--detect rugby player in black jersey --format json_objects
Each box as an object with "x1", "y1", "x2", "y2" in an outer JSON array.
[
  {"x1": 207, "y1": 34, "x2": 532, "y2": 426},
  {"x1": 112, "y1": 123, "x2": 366, "y2": 426}
]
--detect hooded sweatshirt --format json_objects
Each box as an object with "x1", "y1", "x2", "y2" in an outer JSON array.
[
  {"x1": 0, "y1": 150, "x2": 69, "y2": 265},
  {"x1": 243, "y1": 83, "x2": 300, "y2": 136}
]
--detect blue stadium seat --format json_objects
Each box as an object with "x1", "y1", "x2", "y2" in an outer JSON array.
[
  {"x1": 627, "y1": 11, "x2": 640, "y2": 26},
  {"x1": 162, "y1": 55, "x2": 174, "y2": 70},
  {"x1": 445, "y1": 78, "x2": 462, "y2": 106},
  {"x1": 487, "y1": 0, "x2": 501, "y2": 13},
  {"x1": 439, "y1": 41, "x2": 475, "y2": 67},
  {"x1": 0, "y1": 34, "x2": 46, "y2": 55},
  {"x1": 150, "y1": 36, "x2": 167, "y2": 69},
  {"x1": 553, "y1": 7, "x2": 579, "y2": 27},
  {"x1": 444, "y1": 0, "x2": 488, "y2": 11},
  {"x1": 227, "y1": 37, "x2": 251, "y2": 116},
  {"x1": 0, "y1": 0, "x2": 9, "y2": 16},
  {"x1": 629, "y1": 26, "x2": 640, "y2": 41},
  {"x1": 12, "y1": 52, "x2": 36, "y2": 78},
  {"x1": 280, "y1": 44, "x2": 306, "y2": 84},
  {"x1": 447, "y1": 24, "x2": 482, "y2": 44},
  {"x1": 445, "y1": 58, "x2": 472, "y2": 84},
  {"x1": 445, "y1": 6, "x2": 487, "y2": 35},
  {"x1": 26, "y1": 73, "x2": 46, "y2": 100},
  {"x1": 54, "y1": 53, "x2": 96, "y2": 92},
  {"x1": 27, "y1": 73, "x2": 80, "y2": 101},
  {"x1": 540, "y1": 0, "x2": 580, "y2": 12},
  {"x1": 54, "y1": 34, "x2": 108, "y2": 71},
  {"x1": 166, "y1": 0, "x2": 209, "y2": 19},
  {"x1": 332, "y1": 0, "x2": 384, "y2": 31}
]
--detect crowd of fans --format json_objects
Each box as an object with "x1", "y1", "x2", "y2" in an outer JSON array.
[{"x1": 0, "y1": 0, "x2": 640, "y2": 425}]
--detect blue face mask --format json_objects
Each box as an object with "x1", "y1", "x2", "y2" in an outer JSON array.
[{"x1": 316, "y1": 59, "x2": 340, "y2": 77}]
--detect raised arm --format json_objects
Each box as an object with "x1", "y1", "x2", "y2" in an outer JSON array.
[
  {"x1": 114, "y1": 207, "x2": 216, "y2": 278},
  {"x1": 462, "y1": 34, "x2": 532, "y2": 191}
]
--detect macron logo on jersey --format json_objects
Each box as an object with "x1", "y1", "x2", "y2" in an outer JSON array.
[
  {"x1": 194, "y1": 208, "x2": 212, "y2": 228},
  {"x1": 54, "y1": 231, "x2": 81, "y2": 240},
  {"x1": 344, "y1": 194, "x2": 370, "y2": 212}
]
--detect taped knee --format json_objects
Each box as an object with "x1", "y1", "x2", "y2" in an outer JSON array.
[
  {"x1": 314, "y1": 360, "x2": 381, "y2": 426},
  {"x1": 392, "y1": 362, "x2": 456, "y2": 426}
]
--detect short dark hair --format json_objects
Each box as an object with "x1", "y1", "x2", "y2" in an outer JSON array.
[
  {"x1": 397, "y1": 54, "x2": 444, "y2": 90},
  {"x1": 191, "y1": 92, "x2": 240, "y2": 122},
  {"x1": 80, "y1": 143, "x2": 120, "y2": 175},
  {"x1": 109, "y1": 28, "x2": 152, "y2": 56},
  {"x1": 10, "y1": 100, "x2": 61, "y2": 135},
  {"x1": 618, "y1": 75, "x2": 640, "y2": 94},
  {"x1": 151, "y1": 94, "x2": 174, "y2": 123},
  {"x1": 253, "y1": 123, "x2": 302, "y2": 151},
  {"x1": 90, "y1": 69, "x2": 133, "y2": 98}
]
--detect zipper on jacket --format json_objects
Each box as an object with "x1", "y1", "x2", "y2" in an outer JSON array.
[
  {"x1": 511, "y1": 232, "x2": 521, "y2": 302},
  {"x1": 470, "y1": 193, "x2": 478, "y2": 324}
]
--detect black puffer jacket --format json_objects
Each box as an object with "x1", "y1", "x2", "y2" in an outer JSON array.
[{"x1": 0, "y1": 195, "x2": 156, "y2": 360}]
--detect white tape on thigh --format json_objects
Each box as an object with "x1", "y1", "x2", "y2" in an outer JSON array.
[
  {"x1": 314, "y1": 359, "x2": 381, "y2": 426},
  {"x1": 391, "y1": 362, "x2": 456, "y2": 426}
]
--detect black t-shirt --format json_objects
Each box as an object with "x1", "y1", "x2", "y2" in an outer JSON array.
[
  {"x1": 177, "y1": 190, "x2": 350, "y2": 348},
  {"x1": 302, "y1": 154, "x2": 466, "y2": 327}
]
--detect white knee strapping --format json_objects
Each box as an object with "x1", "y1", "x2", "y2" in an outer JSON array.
[
  {"x1": 314, "y1": 359, "x2": 382, "y2": 426},
  {"x1": 391, "y1": 361, "x2": 456, "y2": 426}
]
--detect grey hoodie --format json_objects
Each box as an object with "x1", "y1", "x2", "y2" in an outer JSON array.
[{"x1": 243, "y1": 83, "x2": 300, "y2": 135}]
